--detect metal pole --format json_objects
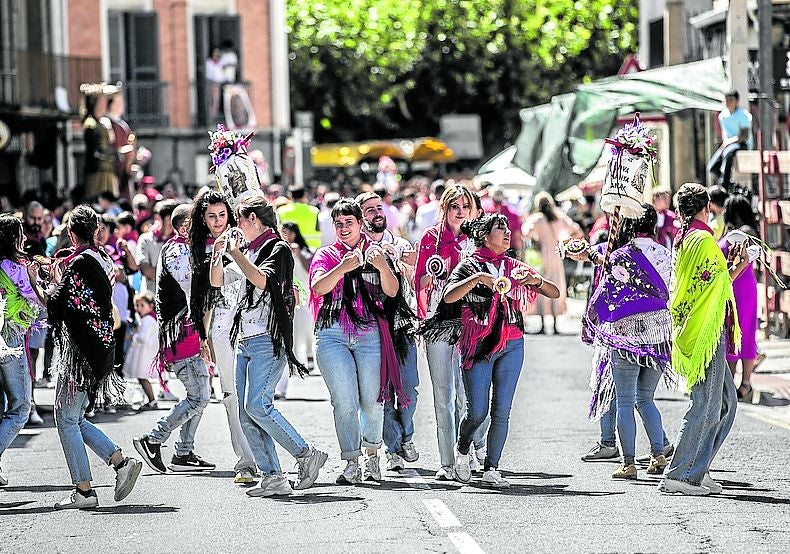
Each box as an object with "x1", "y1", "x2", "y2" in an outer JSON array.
[{"x1": 758, "y1": 0, "x2": 774, "y2": 338}]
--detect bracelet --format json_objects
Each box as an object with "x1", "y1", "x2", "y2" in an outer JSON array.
[{"x1": 536, "y1": 276, "x2": 544, "y2": 288}]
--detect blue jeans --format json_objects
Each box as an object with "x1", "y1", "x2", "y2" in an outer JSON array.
[
  {"x1": 426, "y1": 340, "x2": 488, "y2": 467},
  {"x1": 55, "y1": 377, "x2": 120, "y2": 483},
  {"x1": 236, "y1": 334, "x2": 308, "y2": 475},
  {"x1": 316, "y1": 324, "x2": 383, "y2": 460},
  {"x1": 666, "y1": 338, "x2": 737, "y2": 486},
  {"x1": 383, "y1": 339, "x2": 419, "y2": 454},
  {"x1": 458, "y1": 338, "x2": 524, "y2": 470},
  {"x1": 0, "y1": 333, "x2": 31, "y2": 459},
  {"x1": 600, "y1": 398, "x2": 617, "y2": 447},
  {"x1": 149, "y1": 355, "x2": 210, "y2": 456},
  {"x1": 611, "y1": 351, "x2": 666, "y2": 463}
]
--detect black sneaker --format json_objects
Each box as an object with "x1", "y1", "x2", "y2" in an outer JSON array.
[
  {"x1": 169, "y1": 452, "x2": 216, "y2": 472},
  {"x1": 133, "y1": 435, "x2": 167, "y2": 474}
]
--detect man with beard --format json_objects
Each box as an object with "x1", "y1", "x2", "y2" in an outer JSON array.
[
  {"x1": 23, "y1": 202, "x2": 47, "y2": 257},
  {"x1": 355, "y1": 192, "x2": 420, "y2": 472}
]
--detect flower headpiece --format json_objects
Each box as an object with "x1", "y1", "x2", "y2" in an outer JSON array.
[
  {"x1": 605, "y1": 114, "x2": 657, "y2": 161},
  {"x1": 208, "y1": 124, "x2": 253, "y2": 173}
]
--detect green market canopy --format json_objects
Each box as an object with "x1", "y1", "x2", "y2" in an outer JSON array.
[{"x1": 479, "y1": 57, "x2": 729, "y2": 194}]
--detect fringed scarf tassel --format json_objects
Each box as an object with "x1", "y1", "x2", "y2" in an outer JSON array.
[{"x1": 376, "y1": 315, "x2": 410, "y2": 407}]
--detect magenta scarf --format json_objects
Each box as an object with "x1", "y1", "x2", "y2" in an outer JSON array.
[
  {"x1": 458, "y1": 247, "x2": 537, "y2": 370},
  {"x1": 414, "y1": 224, "x2": 468, "y2": 318}
]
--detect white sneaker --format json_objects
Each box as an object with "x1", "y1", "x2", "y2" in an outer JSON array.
[
  {"x1": 453, "y1": 447, "x2": 471, "y2": 483},
  {"x1": 104, "y1": 406, "x2": 117, "y2": 414},
  {"x1": 234, "y1": 468, "x2": 258, "y2": 484},
  {"x1": 246, "y1": 473, "x2": 292, "y2": 497},
  {"x1": 158, "y1": 390, "x2": 179, "y2": 402},
  {"x1": 55, "y1": 489, "x2": 99, "y2": 510},
  {"x1": 386, "y1": 452, "x2": 405, "y2": 471},
  {"x1": 0, "y1": 467, "x2": 7, "y2": 486},
  {"x1": 468, "y1": 446, "x2": 481, "y2": 472},
  {"x1": 294, "y1": 446, "x2": 328, "y2": 490},
  {"x1": 27, "y1": 407, "x2": 44, "y2": 426},
  {"x1": 475, "y1": 446, "x2": 487, "y2": 469},
  {"x1": 363, "y1": 454, "x2": 382, "y2": 482},
  {"x1": 658, "y1": 478, "x2": 711, "y2": 496},
  {"x1": 702, "y1": 473, "x2": 723, "y2": 494},
  {"x1": 434, "y1": 466, "x2": 455, "y2": 481},
  {"x1": 401, "y1": 441, "x2": 419, "y2": 463},
  {"x1": 114, "y1": 457, "x2": 143, "y2": 501},
  {"x1": 480, "y1": 469, "x2": 510, "y2": 489},
  {"x1": 336, "y1": 461, "x2": 362, "y2": 485}
]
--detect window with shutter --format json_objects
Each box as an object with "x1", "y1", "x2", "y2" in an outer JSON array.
[
  {"x1": 193, "y1": 14, "x2": 240, "y2": 127},
  {"x1": 108, "y1": 10, "x2": 165, "y2": 126}
]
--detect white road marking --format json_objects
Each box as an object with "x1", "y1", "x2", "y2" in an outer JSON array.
[
  {"x1": 448, "y1": 532, "x2": 486, "y2": 554},
  {"x1": 401, "y1": 468, "x2": 431, "y2": 490},
  {"x1": 423, "y1": 498, "x2": 462, "y2": 528},
  {"x1": 741, "y1": 409, "x2": 790, "y2": 431}
]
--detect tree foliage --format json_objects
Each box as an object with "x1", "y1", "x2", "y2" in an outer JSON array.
[{"x1": 287, "y1": 0, "x2": 638, "y2": 153}]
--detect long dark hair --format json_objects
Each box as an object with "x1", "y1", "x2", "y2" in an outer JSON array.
[
  {"x1": 0, "y1": 214, "x2": 25, "y2": 262},
  {"x1": 189, "y1": 189, "x2": 236, "y2": 268},
  {"x1": 533, "y1": 191, "x2": 558, "y2": 223},
  {"x1": 674, "y1": 183, "x2": 709, "y2": 248},
  {"x1": 723, "y1": 194, "x2": 759, "y2": 237},
  {"x1": 281, "y1": 221, "x2": 311, "y2": 253},
  {"x1": 616, "y1": 204, "x2": 658, "y2": 249}
]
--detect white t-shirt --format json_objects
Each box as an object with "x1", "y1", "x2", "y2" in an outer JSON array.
[{"x1": 221, "y1": 245, "x2": 271, "y2": 340}]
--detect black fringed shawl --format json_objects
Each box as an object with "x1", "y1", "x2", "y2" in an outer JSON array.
[
  {"x1": 47, "y1": 248, "x2": 121, "y2": 408},
  {"x1": 155, "y1": 239, "x2": 193, "y2": 361},
  {"x1": 383, "y1": 266, "x2": 417, "y2": 363},
  {"x1": 420, "y1": 256, "x2": 530, "y2": 369},
  {"x1": 229, "y1": 236, "x2": 308, "y2": 378}
]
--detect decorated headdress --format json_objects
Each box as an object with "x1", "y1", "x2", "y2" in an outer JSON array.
[
  {"x1": 208, "y1": 124, "x2": 261, "y2": 207},
  {"x1": 600, "y1": 114, "x2": 657, "y2": 219}
]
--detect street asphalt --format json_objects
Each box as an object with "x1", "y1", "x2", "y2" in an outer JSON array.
[{"x1": 2, "y1": 327, "x2": 789, "y2": 553}]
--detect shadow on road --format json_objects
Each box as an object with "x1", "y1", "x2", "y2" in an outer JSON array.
[
  {"x1": 0, "y1": 501, "x2": 57, "y2": 515},
  {"x1": 0, "y1": 483, "x2": 110, "y2": 493},
  {"x1": 91, "y1": 504, "x2": 180, "y2": 514},
  {"x1": 465, "y1": 482, "x2": 626, "y2": 497},
  {"x1": 500, "y1": 471, "x2": 574, "y2": 479},
  {"x1": 270, "y1": 493, "x2": 364, "y2": 504}
]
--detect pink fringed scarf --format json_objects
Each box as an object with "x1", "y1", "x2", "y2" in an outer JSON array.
[
  {"x1": 308, "y1": 237, "x2": 408, "y2": 405},
  {"x1": 414, "y1": 224, "x2": 469, "y2": 319},
  {"x1": 458, "y1": 248, "x2": 537, "y2": 370}
]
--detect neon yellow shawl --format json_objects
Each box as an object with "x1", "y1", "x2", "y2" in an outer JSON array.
[
  {"x1": 670, "y1": 229, "x2": 740, "y2": 386},
  {"x1": 0, "y1": 267, "x2": 39, "y2": 330}
]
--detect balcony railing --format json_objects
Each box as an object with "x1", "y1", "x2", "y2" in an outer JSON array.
[
  {"x1": 5, "y1": 50, "x2": 102, "y2": 113},
  {"x1": 125, "y1": 80, "x2": 169, "y2": 127}
]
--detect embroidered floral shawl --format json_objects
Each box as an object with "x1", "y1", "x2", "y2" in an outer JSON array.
[
  {"x1": 47, "y1": 248, "x2": 121, "y2": 408},
  {"x1": 671, "y1": 221, "x2": 740, "y2": 386},
  {"x1": 585, "y1": 242, "x2": 674, "y2": 420}
]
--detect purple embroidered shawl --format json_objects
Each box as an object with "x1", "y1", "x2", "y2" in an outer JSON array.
[{"x1": 584, "y1": 242, "x2": 674, "y2": 420}]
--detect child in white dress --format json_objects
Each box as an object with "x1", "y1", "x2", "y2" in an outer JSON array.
[{"x1": 124, "y1": 291, "x2": 159, "y2": 410}]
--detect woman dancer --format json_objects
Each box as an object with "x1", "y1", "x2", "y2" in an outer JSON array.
[
  {"x1": 437, "y1": 213, "x2": 558, "y2": 487},
  {"x1": 571, "y1": 205, "x2": 675, "y2": 480},
  {"x1": 660, "y1": 183, "x2": 750, "y2": 496},
  {"x1": 277, "y1": 221, "x2": 315, "y2": 398},
  {"x1": 210, "y1": 195, "x2": 327, "y2": 497},
  {"x1": 718, "y1": 195, "x2": 759, "y2": 401},
  {"x1": 414, "y1": 184, "x2": 487, "y2": 481},
  {"x1": 0, "y1": 215, "x2": 44, "y2": 486},
  {"x1": 189, "y1": 189, "x2": 257, "y2": 483},
  {"x1": 522, "y1": 192, "x2": 583, "y2": 334},
  {"x1": 309, "y1": 199, "x2": 401, "y2": 484},
  {"x1": 47, "y1": 205, "x2": 142, "y2": 508}
]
